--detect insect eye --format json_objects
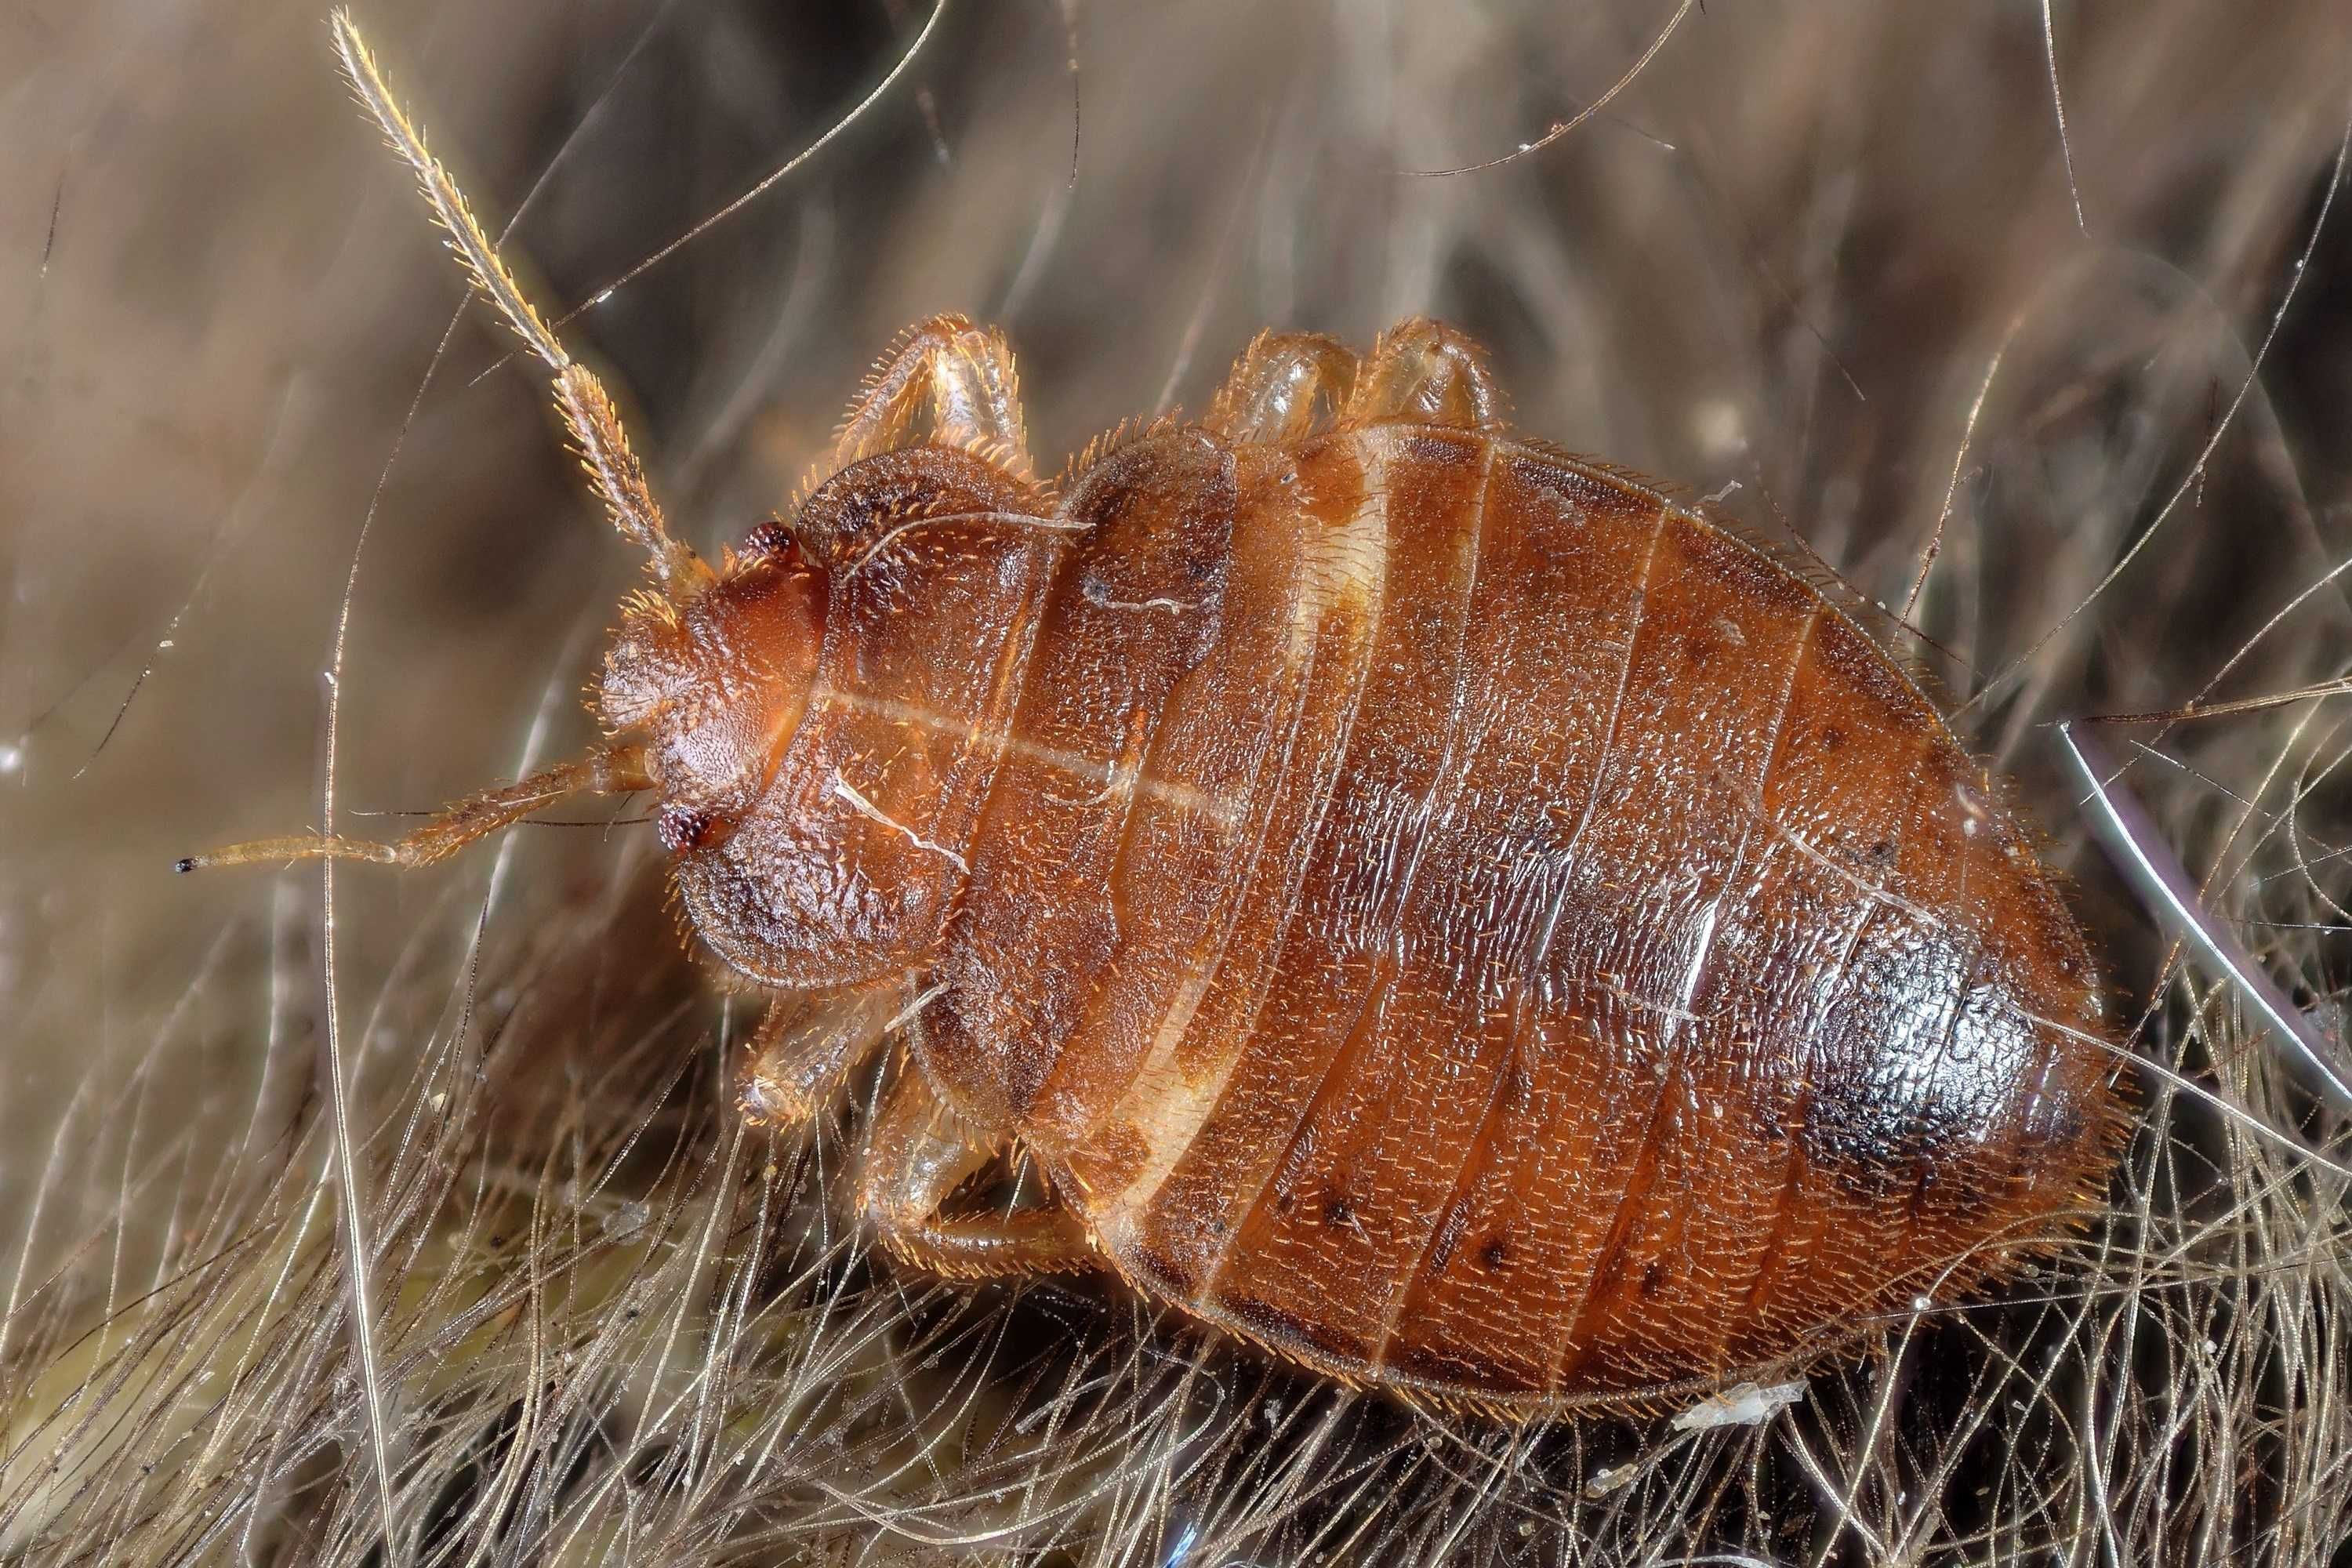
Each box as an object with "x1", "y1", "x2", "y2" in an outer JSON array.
[
  {"x1": 656, "y1": 804, "x2": 717, "y2": 853},
  {"x1": 741, "y1": 519, "x2": 801, "y2": 564}
]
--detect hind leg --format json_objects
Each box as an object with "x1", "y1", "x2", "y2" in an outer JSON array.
[
  {"x1": 856, "y1": 1067, "x2": 1094, "y2": 1279},
  {"x1": 1345, "y1": 318, "x2": 1505, "y2": 430}
]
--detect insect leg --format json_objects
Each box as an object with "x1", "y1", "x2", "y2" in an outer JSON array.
[
  {"x1": 829, "y1": 314, "x2": 1035, "y2": 479},
  {"x1": 736, "y1": 980, "x2": 915, "y2": 1130},
  {"x1": 1206, "y1": 330, "x2": 1358, "y2": 443},
  {"x1": 176, "y1": 743, "x2": 653, "y2": 873},
  {"x1": 856, "y1": 1065, "x2": 1095, "y2": 1279},
  {"x1": 332, "y1": 14, "x2": 710, "y2": 601},
  {"x1": 1345, "y1": 317, "x2": 1505, "y2": 430}
]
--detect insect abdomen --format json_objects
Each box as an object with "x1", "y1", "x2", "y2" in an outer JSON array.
[{"x1": 938, "y1": 423, "x2": 2118, "y2": 1409}]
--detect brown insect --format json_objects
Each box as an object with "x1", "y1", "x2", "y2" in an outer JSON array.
[{"x1": 184, "y1": 13, "x2": 2125, "y2": 1417}]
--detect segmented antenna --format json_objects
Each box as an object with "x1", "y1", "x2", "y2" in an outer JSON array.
[{"x1": 330, "y1": 9, "x2": 709, "y2": 599}]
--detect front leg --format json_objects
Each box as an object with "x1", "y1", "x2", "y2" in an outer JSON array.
[
  {"x1": 737, "y1": 980, "x2": 913, "y2": 1129},
  {"x1": 830, "y1": 314, "x2": 1034, "y2": 479},
  {"x1": 856, "y1": 1065, "x2": 1095, "y2": 1279}
]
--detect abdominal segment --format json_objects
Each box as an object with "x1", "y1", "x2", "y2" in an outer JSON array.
[{"x1": 944, "y1": 424, "x2": 2118, "y2": 1410}]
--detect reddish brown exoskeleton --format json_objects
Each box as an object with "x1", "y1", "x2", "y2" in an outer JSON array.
[{"x1": 185, "y1": 13, "x2": 2125, "y2": 1416}]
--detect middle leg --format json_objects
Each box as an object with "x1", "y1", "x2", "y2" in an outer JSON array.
[
  {"x1": 856, "y1": 1065, "x2": 1095, "y2": 1279},
  {"x1": 1207, "y1": 330, "x2": 1357, "y2": 444}
]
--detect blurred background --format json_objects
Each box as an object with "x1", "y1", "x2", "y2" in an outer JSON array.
[{"x1": 4, "y1": 1, "x2": 2352, "y2": 1563}]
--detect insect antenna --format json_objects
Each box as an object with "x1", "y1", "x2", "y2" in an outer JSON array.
[{"x1": 330, "y1": 9, "x2": 710, "y2": 601}]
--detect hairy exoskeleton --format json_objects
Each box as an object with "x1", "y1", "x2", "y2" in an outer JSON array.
[
  {"x1": 193, "y1": 16, "x2": 2125, "y2": 1413},
  {"x1": 186, "y1": 13, "x2": 1468, "y2": 1281}
]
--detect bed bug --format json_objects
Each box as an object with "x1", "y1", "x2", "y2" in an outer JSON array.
[{"x1": 182, "y1": 13, "x2": 2125, "y2": 1417}]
